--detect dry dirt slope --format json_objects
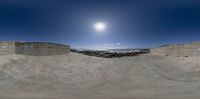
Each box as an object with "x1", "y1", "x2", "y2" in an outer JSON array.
[
  {"x1": 151, "y1": 42, "x2": 200, "y2": 57},
  {"x1": 0, "y1": 52, "x2": 200, "y2": 99}
]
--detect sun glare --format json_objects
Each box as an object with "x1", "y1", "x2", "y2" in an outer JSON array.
[{"x1": 94, "y1": 22, "x2": 107, "y2": 33}]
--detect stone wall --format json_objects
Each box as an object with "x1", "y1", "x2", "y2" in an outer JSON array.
[
  {"x1": 151, "y1": 42, "x2": 200, "y2": 57},
  {"x1": 0, "y1": 42, "x2": 70, "y2": 56}
]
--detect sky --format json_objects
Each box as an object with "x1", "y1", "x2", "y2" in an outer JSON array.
[{"x1": 0, "y1": 0, "x2": 200, "y2": 49}]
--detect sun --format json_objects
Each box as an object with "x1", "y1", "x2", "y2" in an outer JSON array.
[{"x1": 94, "y1": 22, "x2": 107, "y2": 32}]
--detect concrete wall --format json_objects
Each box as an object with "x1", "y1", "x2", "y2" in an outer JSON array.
[
  {"x1": 0, "y1": 41, "x2": 16, "y2": 55},
  {"x1": 0, "y1": 42, "x2": 70, "y2": 56},
  {"x1": 151, "y1": 42, "x2": 200, "y2": 57}
]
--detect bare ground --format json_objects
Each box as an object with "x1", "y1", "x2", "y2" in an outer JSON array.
[{"x1": 0, "y1": 52, "x2": 200, "y2": 99}]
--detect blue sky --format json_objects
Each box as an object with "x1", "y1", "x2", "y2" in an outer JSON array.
[{"x1": 0, "y1": 0, "x2": 200, "y2": 49}]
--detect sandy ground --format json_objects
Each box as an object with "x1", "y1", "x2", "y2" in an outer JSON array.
[{"x1": 0, "y1": 52, "x2": 200, "y2": 99}]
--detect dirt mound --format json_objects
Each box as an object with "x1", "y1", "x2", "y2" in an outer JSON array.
[{"x1": 151, "y1": 42, "x2": 200, "y2": 57}]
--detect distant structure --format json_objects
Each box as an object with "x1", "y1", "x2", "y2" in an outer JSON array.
[
  {"x1": 0, "y1": 41, "x2": 70, "y2": 56},
  {"x1": 151, "y1": 42, "x2": 200, "y2": 57}
]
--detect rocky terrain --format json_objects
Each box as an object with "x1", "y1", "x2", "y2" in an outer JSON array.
[{"x1": 70, "y1": 49, "x2": 150, "y2": 58}]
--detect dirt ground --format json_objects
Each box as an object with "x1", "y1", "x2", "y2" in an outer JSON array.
[{"x1": 0, "y1": 52, "x2": 200, "y2": 99}]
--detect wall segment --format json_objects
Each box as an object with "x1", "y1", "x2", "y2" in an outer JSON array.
[{"x1": 0, "y1": 42, "x2": 70, "y2": 56}]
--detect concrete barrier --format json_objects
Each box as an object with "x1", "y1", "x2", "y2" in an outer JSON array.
[{"x1": 0, "y1": 41, "x2": 70, "y2": 56}]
